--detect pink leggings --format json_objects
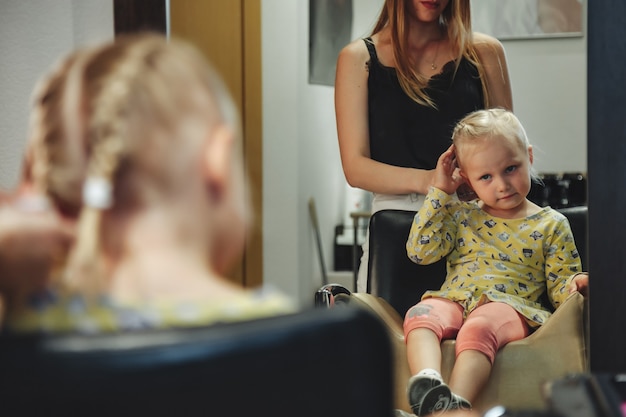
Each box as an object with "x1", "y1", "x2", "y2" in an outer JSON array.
[{"x1": 403, "y1": 297, "x2": 529, "y2": 365}]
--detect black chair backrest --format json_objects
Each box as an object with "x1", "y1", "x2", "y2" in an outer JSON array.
[
  {"x1": 0, "y1": 308, "x2": 392, "y2": 417},
  {"x1": 368, "y1": 209, "x2": 447, "y2": 317},
  {"x1": 558, "y1": 205, "x2": 588, "y2": 271},
  {"x1": 367, "y1": 206, "x2": 588, "y2": 317}
]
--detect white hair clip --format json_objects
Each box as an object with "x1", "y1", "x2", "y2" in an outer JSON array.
[{"x1": 82, "y1": 176, "x2": 113, "y2": 209}]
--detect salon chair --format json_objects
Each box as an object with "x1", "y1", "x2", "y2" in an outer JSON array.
[
  {"x1": 0, "y1": 307, "x2": 393, "y2": 417},
  {"x1": 316, "y1": 206, "x2": 588, "y2": 413}
]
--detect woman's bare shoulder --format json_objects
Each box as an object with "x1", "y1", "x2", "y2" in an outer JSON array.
[{"x1": 338, "y1": 37, "x2": 370, "y2": 62}]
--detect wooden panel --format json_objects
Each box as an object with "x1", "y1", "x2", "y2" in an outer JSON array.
[
  {"x1": 588, "y1": 0, "x2": 626, "y2": 373},
  {"x1": 170, "y1": 1, "x2": 243, "y2": 112},
  {"x1": 242, "y1": 0, "x2": 263, "y2": 288}
]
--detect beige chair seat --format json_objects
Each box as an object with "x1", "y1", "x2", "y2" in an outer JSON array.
[{"x1": 343, "y1": 291, "x2": 586, "y2": 413}]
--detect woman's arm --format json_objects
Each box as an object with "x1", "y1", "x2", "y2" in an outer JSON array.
[
  {"x1": 406, "y1": 148, "x2": 462, "y2": 263},
  {"x1": 472, "y1": 32, "x2": 514, "y2": 110},
  {"x1": 334, "y1": 39, "x2": 434, "y2": 195}
]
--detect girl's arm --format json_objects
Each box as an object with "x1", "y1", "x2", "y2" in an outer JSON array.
[
  {"x1": 545, "y1": 218, "x2": 584, "y2": 308},
  {"x1": 334, "y1": 39, "x2": 434, "y2": 195},
  {"x1": 473, "y1": 32, "x2": 514, "y2": 110},
  {"x1": 407, "y1": 148, "x2": 462, "y2": 264},
  {"x1": 406, "y1": 187, "x2": 457, "y2": 265}
]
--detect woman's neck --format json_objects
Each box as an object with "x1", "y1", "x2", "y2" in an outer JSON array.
[
  {"x1": 407, "y1": 19, "x2": 445, "y2": 48},
  {"x1": 375, "y1": 24, "x2": 447, "y2": 70}
]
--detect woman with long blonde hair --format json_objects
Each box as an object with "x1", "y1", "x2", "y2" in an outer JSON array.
[{"x1": 335, "y1": 0, "x2": 513, "y2": 294}]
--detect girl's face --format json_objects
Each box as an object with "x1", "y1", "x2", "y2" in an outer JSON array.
[
  {"x1": 458, "y1": 136, "x2": 533, "y2": 218},
  {"x1": 408, "y1": 0, "x2": 450, "y2": 24}
]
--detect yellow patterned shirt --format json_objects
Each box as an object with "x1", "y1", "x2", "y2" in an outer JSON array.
[
  {"x1": 406, "y1": 187, "x2": 582, "y2": 328},
  {"x1": 3, "y1": 287, "x2": 296, "y2": 335}
]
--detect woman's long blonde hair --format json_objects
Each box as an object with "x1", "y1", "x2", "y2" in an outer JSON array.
[{"x1": 371, "y1": 0, "x2": 490, "y2": 108}]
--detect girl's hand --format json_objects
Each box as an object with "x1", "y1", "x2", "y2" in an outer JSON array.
[
  {"x1": 432, "y1": 145, "x2": 466, "y2": 195},
  {"x1": 568, "y1": 272, "x2": 589, "y2": 297}
]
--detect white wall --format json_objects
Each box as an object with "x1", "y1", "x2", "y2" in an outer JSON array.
[
  {"x1": 262, "y1": 0, "x2": 382, "y2": 307},
  {"x1": 262, "y1": 1, "x2": 303, "y2": 303},
  {"x1": 0, "y1": 0, "x2": 114, "y2": 191},
  {"x1": 505, "y1": 38, "x2": 587, "y2": 173},
  {"x1": 261, "y1": 0, "x2": 587, "y2": 307}
]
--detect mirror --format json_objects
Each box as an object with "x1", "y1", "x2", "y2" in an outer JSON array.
[{"x1": 0, "y1": 1, "x2": 592, "y2": 342}]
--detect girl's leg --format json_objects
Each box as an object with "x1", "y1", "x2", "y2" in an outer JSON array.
[
  {"x1": 449, "y1": 302, "x2": 530, "y2": 402},
  {"x1": 404, "y1": 297, "x2": 464, "y2": 374},
  {"x1": 405, "y1": 328, "x2": 443, "y2": 375},
  {"x1": 448, "y1": 350, "x2": 492, "y2": 405},
  {"x1": 404, "y1": 298, "x2": 464, "y2": 415}
]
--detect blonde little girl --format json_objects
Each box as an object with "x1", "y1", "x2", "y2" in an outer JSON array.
[
  {"x1": 1, "y1": 34, "x2": 294, "y2": 333},
  {"x1": 403, "y1": 108, "x2": 588, "y2": 415}
]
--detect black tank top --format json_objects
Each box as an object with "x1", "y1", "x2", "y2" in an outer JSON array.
[{"x1": 365, "y1": 37, "x2": 485, "y2": 170}]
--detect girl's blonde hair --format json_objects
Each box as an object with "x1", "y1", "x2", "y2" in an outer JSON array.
[
  {"x1": 371, "y1": 0, "x2": 490, "y2": 108},
  {"x1": 27, "y1": 48, "x2": 93, "y2": 218},
  {"x1": 452, "y1": 108, "x2": 529, "y2": 148},
  {"x1": 452, "y1": 108, "x2": 538, "y2": 180},
  {"x1": 29, "y1": 33, "x2": 246, "y2": 295}
]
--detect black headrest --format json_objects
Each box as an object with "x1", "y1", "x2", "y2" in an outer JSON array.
[
  {"x1": 368, "y1": 209, "x2": 446, "y2": 316},
  {"x1": 0, "y1": 307, "x2": 392, "y2": 417}
]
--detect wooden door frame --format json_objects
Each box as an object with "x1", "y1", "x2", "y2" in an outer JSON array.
[{"x1": 241, "y1": 0, "x2": 263, "y2": 288}]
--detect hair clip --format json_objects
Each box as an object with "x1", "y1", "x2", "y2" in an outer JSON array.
[{"x1": 82, "y1": 176, "x2": 113, "y2": 209}]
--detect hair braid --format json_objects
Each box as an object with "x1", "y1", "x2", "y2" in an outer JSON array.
[
  {"x1": 26, "y1": 50, "x2": 93, "y2": 217},
  {"x1": 64, "y1": 41, "x2": 148, "y2": 296}
]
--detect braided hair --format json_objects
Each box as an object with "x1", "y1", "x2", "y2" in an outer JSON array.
[{"x1": 32, "y1": 33, "x2": 243, "y2": 296}]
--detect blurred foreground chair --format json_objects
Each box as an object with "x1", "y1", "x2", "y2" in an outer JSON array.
[
  {"x1": 0, "y1": 307, "x2": 393, "y2": 417},
  {"x1": 317, "y1": 206, "x2": 588, "y2": 413}
]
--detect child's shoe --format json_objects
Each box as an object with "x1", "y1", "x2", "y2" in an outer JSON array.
[
  {"x1": 414, "y1": 385, "x2": 452, "y2": 416},
  {"x1": 407, "y1": 370, "x2": 450, "y2": 416},
  {"x1": 448, "y1": 392, "x2": 472, "y2": 412},
  {"x1": 407, "y1": 369, "x2": 473, "y2": 416}
]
